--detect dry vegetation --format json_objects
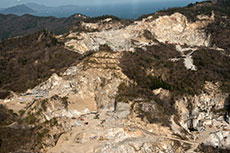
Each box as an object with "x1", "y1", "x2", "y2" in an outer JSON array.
[
  {"x1": 1, "y1": 1, "x2": 230, "y2": 152},
  {"x1": 118, "y1": 2, "x2": 230, "y2": 124},
  {"x1": 197, "y1": 143, "x2": 230, "y2": 153},
  {"x1": 71, "y1": 15, "x2": 133, "y2": 33},
  {"x1": 0, "y1": 104, "x2": 60, "y2": 153},
  {"x1": 119, "y1": 0, "x2": 230, "y2": 99},
  {"x1": 0, "y1": 14, "x2": 82, "y2": 39},
  {"x1": 0, "y1": 31, "x2": 81, "y2": 99}
]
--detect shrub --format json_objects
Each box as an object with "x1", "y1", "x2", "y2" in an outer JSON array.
[
  {"x1": 61, "y1": 96, "x2": 69, "y2": 109},
  {"x1": 0, "y1": 32, "x2": 82, "y2": 98}
]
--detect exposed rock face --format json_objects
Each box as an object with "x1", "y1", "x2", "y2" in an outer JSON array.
[
  {"x1": 1, "y1": 3, "x2": 230, "y2": 153},
  {"x1": 2, "y1": 51, "x2": 230, "y2": 153},
  {"x1": 71, "y1": 18, "x2": 128, "y2": 33},
  {"x1": 16, "y1": 51, "x2": 127, "y2": 115},
  {"x1": 149, "y1": 12, "x2": 212, "y2": 46},
  {"x1": 65, "y1": 12, "x2": 213, "y2": 54},
  {"x1": 170, "y1": 45, "x2": 198, "y2": 71},
  {"x1": 175, "y1": 82, "x2": 230, "y2": 150}
]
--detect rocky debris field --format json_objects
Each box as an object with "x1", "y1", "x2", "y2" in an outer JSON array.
[
  {"x1": 64, "y1": 12, "x2": 212, "y2": 54},
  {"x1": 1, "y1": 1, "x2": 230, "y2": 153}
]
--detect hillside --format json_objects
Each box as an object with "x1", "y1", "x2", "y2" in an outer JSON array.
[
  {"x1": 214, "y1": 0, "x2": 230, "y2": 5},
  {"x1": 0, "y1": 13, "x2": 87, "y2": 39},
  {"x1": 0, "y1": 1, "x2": 230, "y2": 153},
  {"x1": 0, "y1": 5, "x2": 35, "y2": 15},
  {"x1": 0, "y1": 31, "x2": 82, "y2": 99}
]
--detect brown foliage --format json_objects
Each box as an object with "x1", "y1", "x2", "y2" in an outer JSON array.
[
  {"x1": 197, "y1": 144, "x2": 230, "y2": 153},
  {"x1": 0, "y1": 14, "x2": 80, "y2": 39},
  {"x1": 0, "y1": 31, "x2": 81, "y2": 99}
]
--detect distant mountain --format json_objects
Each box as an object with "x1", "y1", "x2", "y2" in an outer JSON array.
[
  {"x1": 25, "y1": 3, "x2": 52, "y2": 11},
  {"x1": 24, "y1": 3, "x2": 81, "y2": 17},
  {"x1": 0, "y1": 1, "x2": 201, "y2": 19},
  {"x1": 0, "y1": 13, "x2": 87, "y2": 39},
  {"x1": 0, "y1": 4, "x2": 35, "y2": 15}
]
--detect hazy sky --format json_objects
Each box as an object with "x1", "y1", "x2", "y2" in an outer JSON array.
[{"x1": 0, "y1": 0, "x2": 203, "y2": 8}]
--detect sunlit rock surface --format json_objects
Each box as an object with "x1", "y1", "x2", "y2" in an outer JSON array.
[
  {"x1": 1, "y1": 5, "x2": 230, "y2": 153},
  {"x1": 65, "y1": 12, "x2": 213, "y2": 54}
]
